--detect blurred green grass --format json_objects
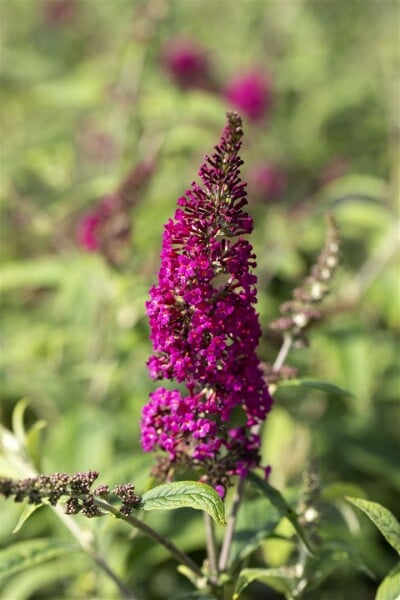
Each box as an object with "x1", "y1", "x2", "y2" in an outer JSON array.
[{"x1": 1, "y1": 0, "x2": 399, "y2": 598}]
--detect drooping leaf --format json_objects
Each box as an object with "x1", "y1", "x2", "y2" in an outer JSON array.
[
  {"x1": 248, "y1": 472, "x2": 314, "y2": 555},
  {"x1": 233, "y1": 567, "x2": 297, "y2": 599},
  {"x1": 278, "y1": 378, "x2": 353, "y2": 397},
  {"x1": 0, "y1": 539, "x2": 78, "y2": 581},
  {"x1": 346, "y1": 497, "x2": 400, "y2": 555},
  {"x1": 140, "y1": 481, "x2": 226, "y2": 526},
  {"x1": 376, "y1": 563, "x2": 400, "y2": 600},
  {"x1": 12, "y1": 504, "x2": 44, "y2": 534}
]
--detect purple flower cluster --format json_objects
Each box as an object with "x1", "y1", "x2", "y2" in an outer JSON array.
[{"x1": 141, "y1": 112, "x2": 272, "y2": 493}]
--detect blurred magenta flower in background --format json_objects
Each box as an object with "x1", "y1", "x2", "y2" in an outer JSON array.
[
  {"x1": 77, "y1": 195, "x2": 119, "y2": 253},
  {"x1": 249, "y1": 164, "x2": 286, "y2": 202},
  {"x1": 161, "y1": 37, "x2": 213, "y2": 90},
  {"x1": 224, "y1": 70, "x2": 272, "y2": 122},
  {"x1": 77, "y1": 162, "x2": 154, "y2": 265},
  {"x1": 41, "y1": 0, "x2": 77, "y2": 26}
]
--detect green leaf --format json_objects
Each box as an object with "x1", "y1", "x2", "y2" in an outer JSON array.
[
  {"x1": 25, "y1": 420, "x2": 47, "y2": 471},
  {"x1": 229, "y1": 497, "x2": 281, "y2": 567},
  {"x1": 278, "y1": 378, "x2": 353, "y2": 397},
  {"x1": 233, "y1": 567, "x2": 297, "y2": 599},
  {"x1": 0, "y1": 539, "x2": 78, "y2": 581},
  {"x1": 0, "y1": 555, "x2": 88, "y2": 600},
  {"x1": 248, "y1": 472, "x2": 314, "y2": 555},
  {"x1": 346, "y1": 497, "x2": 400, "y2": 555},
  {"x1": 140, "y1": 481, "x2": 226, "y2": 526},
  {"x1": 304, "y1": 541, "x2": 375, "y2": 592},
  {"x1": 376, "y1": 563, "x2": 400, "y2": 600},
  {"x1": 323, "y1": 482, "x2": 367, "y2": 501},
  {"x1": 12, "y1": 504, "x2": 44, "y2": 534},
  {"x1": 0, "y1": 258, "x2": 69, "y2": 293},
  {"x1": 12, "y1": 399, "x2": 30, "y2": 446}
]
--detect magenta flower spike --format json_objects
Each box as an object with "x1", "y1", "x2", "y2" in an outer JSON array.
[{"x1": 141, "y1": 112, "x2": 272, "y2": 494}]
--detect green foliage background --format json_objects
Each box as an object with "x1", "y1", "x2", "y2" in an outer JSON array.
[{"x1": 0, "y1": 0, "x2": 399, "y2": 598}]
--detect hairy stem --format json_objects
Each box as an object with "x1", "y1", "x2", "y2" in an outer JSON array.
[{"x1": 94, "y1": 498, "x2": 203, "y2": 580}]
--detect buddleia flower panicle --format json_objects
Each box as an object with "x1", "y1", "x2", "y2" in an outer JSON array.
[{"x1": 141, "y1": 112, "x2": 272, "y2": 495}]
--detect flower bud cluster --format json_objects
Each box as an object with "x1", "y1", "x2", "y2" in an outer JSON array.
[
  {"x1": 0, "y1": 471, "x2": 102, "y2": 517},
  {"x1": 112, "y1": 483, "x2": 141, "y2": 516},
  {"x1": 141, "y1": 112, "x2": 272, "y2": 494},
  {"x1": 0, "y1": 472, "x2": 140, "y2": 518},
  {"x1": 270, "y1": 214, "x2": 340, "y2": 347}
]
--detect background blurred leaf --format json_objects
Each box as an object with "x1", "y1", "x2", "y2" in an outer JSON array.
[
  {"x1": 278, "y1": 378, "x2": 354, "y2": 397},
  {"x1": 12, "y1": 505, "x2": 44, "y2": 535},
  {"x1": 229, "y1": 497, "x2": 281, "y2": 567},
  {"x1": 233, "y1": 566, "x2": 297, "y2": 598},
  {"x1": 0, "y1": 539, "x2": 78, "y2": 581},
  {"x1": 249, "y1": 473, "x2": 314, "y2": 555}
]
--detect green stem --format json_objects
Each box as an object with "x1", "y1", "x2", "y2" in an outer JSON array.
[
  {"x1": 217, "y1": 333, "x2": 294, "y2": 573},
  {"x1": 94, "y1": 498, "x2": 203, "y2": 581},
  {"x1": 204, "y1": 511, "x2": 218, "y2": 582},
  {"x1": 53, "y1": 506, "x2": 135, "y2": 599},
  {"x1": 218, "y1": 476, "x2": 245, "y2": 572}
]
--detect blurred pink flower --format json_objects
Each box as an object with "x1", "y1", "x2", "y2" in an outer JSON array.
[
  {"x1": 161, "y1": 37, "x2": 212, "y2": 90},
  {"x1": 77, "y1": 195, "x2": 118, "y2": 252},
  {"x1": 249, "y1": 164, "x2": 286, "y2": 201},
  {"x1": 224, "y1": 71, "x2": 272, "y2": 122},
  {"x1": 76, "y1": 162, "x2": 154, "y2": 265},
  {"x1": 41, "y1": 0, "x2": 77, "y2": 26}
]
